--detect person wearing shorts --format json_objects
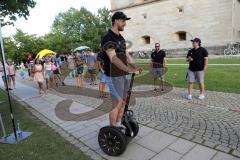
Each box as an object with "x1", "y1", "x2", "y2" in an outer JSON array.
[
  {"x1": 101, "y1": 11, "x2": 142, "y2": 127},
  {"x1": 97, "y1": 52, "x2": 108, "y2": 98},
  {"x1": 86, "y1": 49, "x2": 97, "y2": 85},
  {"x1": 7, "y1": 61, "x2": 16, "y2": 89},
  {"x1": 151, "y1": 43, "x2": 166, "y2": 92},
  {"x1": 75, "y1": 53, "x2": 86, "y2": 88},
  {"x1": 186, "y1": 38, "x2": 208, "y2": 100},
  {"x1": 44, "y1": 59, "x2": 54, "y2": 90},
  {"x1": 52, "y1": 59, "x2": 65, "y2": 87}
]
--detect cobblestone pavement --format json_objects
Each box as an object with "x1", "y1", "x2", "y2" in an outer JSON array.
[
  {"x1": 10, "y1": 70, "x2": 240, "y2": 158},
  {"x1": 130, "y1": 87, "x2": 240, "y2": 157},
  {"x1": 53, "y1": 81, "x2": 240, "y2": 157}
]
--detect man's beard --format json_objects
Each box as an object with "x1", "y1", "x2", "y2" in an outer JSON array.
[{"x1": 118, "y1": 26, "x2": 124, "y2": 31}]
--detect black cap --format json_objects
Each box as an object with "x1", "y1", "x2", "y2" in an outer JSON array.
[
  {"x1": 191, "y1": 38, "x2": 201, "y2": 43},
  {"x1": 111, "y1": 12, "x2": 131, "y2": 22}
]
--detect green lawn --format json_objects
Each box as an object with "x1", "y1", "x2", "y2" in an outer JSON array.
[
  {"x1": 0, "y1": 90, "x2": 90, "y2": 160},
  {"x1": 135, "y1": 58, "x2": 240, "y2": 94},
  {"x1": 135, "y1": 57, "x2": 240, "y2": 64}
]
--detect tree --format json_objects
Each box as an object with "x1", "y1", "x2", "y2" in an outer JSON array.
[
  {"x1": 13, "y1": 29, "x2": 45, "y2": 61},
  {"x1": 50, "y1": 7, "x2": 111, "y2": 52},
  {"x1": 0, "y1": 0, "x2": 36, "y2": 26},
  {"x1": 1, "y1": 6, "x2": 111, "y2": 60},
  {"x1": 3, "y1": 37, "x2": 17, "y2": 60}
]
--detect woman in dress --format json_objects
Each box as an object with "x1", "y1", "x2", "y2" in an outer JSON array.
[{"x1": 33, "y1": 58, "x2": 46, "y2": 94}]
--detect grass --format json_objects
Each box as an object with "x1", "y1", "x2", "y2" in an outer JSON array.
[
  {"x1": 135, "y1": 57, "x2": 240, "y2": 94},
  {"x1": 135, "y1": 57, "x2": 240, "y2": 64},
  {"x1": 61, "y1": 58, "x2": 240, "y2": 93},
  {"x1": 0, "y1": 90, "x2": 90, "y2": 160}
]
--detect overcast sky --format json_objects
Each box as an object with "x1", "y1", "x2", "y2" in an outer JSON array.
[{"x1": 1, "y1": 0, "x2": 111, "y2": 37}]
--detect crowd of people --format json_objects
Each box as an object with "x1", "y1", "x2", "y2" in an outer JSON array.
[
  {"x1": 67, "y1": 48, "x2": 108, "y2": 98},
  {"x1": 0, "y1": 54, "x2": 66, "y2": 94}
]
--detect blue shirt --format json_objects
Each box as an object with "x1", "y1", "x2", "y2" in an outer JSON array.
[{"x1": 87, "y1": 54, "x2": 97, "y2": 69}]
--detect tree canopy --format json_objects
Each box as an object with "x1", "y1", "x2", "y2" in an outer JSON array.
[
  {"x1": 0, "y1": 0, "x2": 36, "y2": 26},
  {"x1": 45, "y1": 7, "x2": 111, "y2": 52},
  {"x1": 3, "y1": 7, "x2": 112, "y2": 63}
]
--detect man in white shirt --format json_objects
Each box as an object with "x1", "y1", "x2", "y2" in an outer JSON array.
[{"x1": 0, "y1": 61, "x2": 9, "y2": 90}]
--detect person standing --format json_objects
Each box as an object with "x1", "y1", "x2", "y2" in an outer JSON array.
[
  {"x1": 33, "y1": 58, "x2": 46, "y2": 94},
  {"x1": 74, "y1": 52, "x2": 86, "y2": 88},
  {"x1": 52, "y1": 59, "x2": 65, "y2": 87},
  {"x1": 0, "y1": 61, "x2": 9, "y2": 90},
  {"x1": 186, "y1": 38, "x2": 208, "y2": 100},
  {"x1": 97, "y1": 51, "x2": 107, "y2": 98},
  {"x1": 56, "y1": 54, "x2": 62, "y2": 74},
  {"x1": 86, "y1": 49, "x2": 97, "y2": 85},
  {"x1": 101, "y1": 11, "x2": 142, "y2": 127},
  {"x1": 67, "y1": 53, "x2": 75, "y2": 78},
  {"x1": 27, "y1": 55, "x2": 34, "y2": 78},
  {"x1": 7, "y1": 60, "x2": 16, "y2": 89},
  {"x1": 20, "y1": 61, "x2": 25, "y2": 70},
  {"x1": 44, "y1": 59, "x2": 54, "y2": 90},
  {"x1": 67, "y1": 53, "x2": 74, "y2": 69},
  {"x1": 151, "y1": 43, "x2": 166, "y2": 92}
]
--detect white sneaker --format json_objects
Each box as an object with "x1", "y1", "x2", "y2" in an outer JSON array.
[
  {"x1": 198, "y1": 94, "x2": 205, "y2": 100},
  {"x1": 186, "y1": 94, "x2": 192, "y2": 100}
]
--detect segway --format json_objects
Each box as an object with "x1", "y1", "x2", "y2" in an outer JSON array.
[{"x1": 98, "y1": 73, "x2": 139, "y2": 156}]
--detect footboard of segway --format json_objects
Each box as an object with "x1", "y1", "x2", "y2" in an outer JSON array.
[{"x1": 98, "y1": 126, "x2": 127, "y2": 156}]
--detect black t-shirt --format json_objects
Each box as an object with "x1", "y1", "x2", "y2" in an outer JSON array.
[
  {"x1": 187, "y1": 47, "x2": 208, "y2": 71},
  {"x1": 151, "y1": 50, "x2": 166, "y2": 68},
  {"x1": 97, "y1": 52, "x2": 104, "y2": 63},
  {"x1": 101, "y1": 29, "x2": 128, "y2": 77}
]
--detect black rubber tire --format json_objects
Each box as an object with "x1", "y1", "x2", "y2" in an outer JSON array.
[
  {"x1": 125, "y1": 120, "x2": 139, "y2": 137},
  {"x1": 98, "y1": 126, "x2": 127, "y2": 156}
]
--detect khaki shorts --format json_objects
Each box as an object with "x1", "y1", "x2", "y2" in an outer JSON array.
[
  {"x1": 152, "y1": 68, "x2": 165, "y2": 78},
  {"x1": 187, "y1": 70, "x2": 205, "y2": 83}
]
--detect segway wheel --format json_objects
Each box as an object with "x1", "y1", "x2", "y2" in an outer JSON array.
[
  {"x1": 98, "y1": 126, "x2": 127, "y2": 156},
  {"x1": 125, "y1": 120, "x2": 139, "y2": 137}
]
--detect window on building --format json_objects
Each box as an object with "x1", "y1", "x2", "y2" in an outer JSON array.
[
  {"x1": 177, "y1": 6, "x2": 184, "y2": 13},
  {"x1": 176, "y1": 31, "x2": 187, "y2": 41},
  {"x1": 142, "y1": 35, "x2": 151, "y2": 44}
]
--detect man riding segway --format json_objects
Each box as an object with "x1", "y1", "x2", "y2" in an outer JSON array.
[{"x1": 98, "y1": 11, "x2": 142, "y2": 156}]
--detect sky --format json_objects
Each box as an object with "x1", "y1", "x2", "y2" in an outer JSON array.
[{"x1": 1, "y1": 0, "x2": 111, "y2": 37}]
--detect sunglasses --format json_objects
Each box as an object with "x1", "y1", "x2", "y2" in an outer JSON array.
[{"x1": 155, "y1": 46, "x2": 160, "y2": 47}]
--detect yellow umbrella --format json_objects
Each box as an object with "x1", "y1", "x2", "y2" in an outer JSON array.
[{"x1": 35, "y1": 49, "x2": 56, "y2": 59}]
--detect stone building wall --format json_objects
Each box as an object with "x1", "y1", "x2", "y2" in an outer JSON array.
[
  {"x1": 111, "y1": 0, "x2": 239, "y2": 54},
  {"x1": 233, "y1": 0, "x2": 240, "y2": 42}
]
